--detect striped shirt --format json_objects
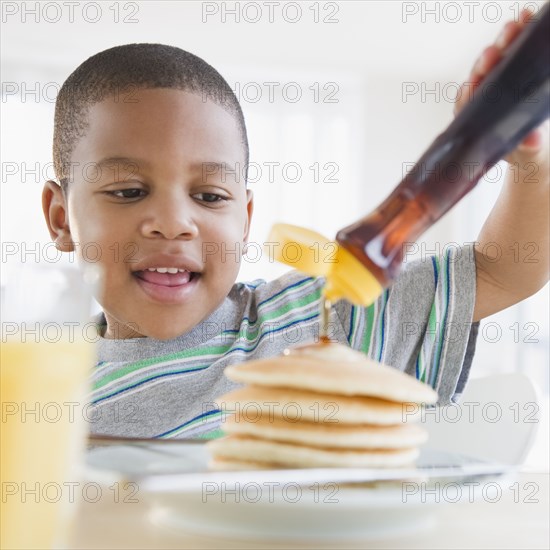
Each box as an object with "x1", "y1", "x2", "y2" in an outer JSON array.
[{"x1": 90, "y1": 243, "x2": 479, "y2": 439}]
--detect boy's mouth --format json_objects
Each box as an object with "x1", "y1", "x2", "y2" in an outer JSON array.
[
  {"x1": 133, "y1": 268, "x2": 196, "y2": 287},
  {"x1": 132, "y1": 267, "x2": 201, "y2": 303}
]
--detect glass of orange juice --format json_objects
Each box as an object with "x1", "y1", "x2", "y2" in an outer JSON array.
[{"x1": 1, "y1": 263, "x2": 100, "y2": 549}]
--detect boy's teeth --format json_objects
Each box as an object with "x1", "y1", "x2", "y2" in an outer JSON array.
[{"x1": 145, "y1": 267, "x2": 187, "y2": 274}]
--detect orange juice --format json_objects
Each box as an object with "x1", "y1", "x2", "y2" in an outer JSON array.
[{"x1": 0, "y1": 339, "x2": 93, "y2": 549}]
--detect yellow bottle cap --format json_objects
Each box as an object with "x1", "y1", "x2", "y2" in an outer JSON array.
[
  {"x1": 267, "y1": 223, "x2": 383, "y2": 306},
  {"x1": 324, "y1": 245, "x2": 383, "y2": 306},
  {"x1": 267, "y1": 223, "x2": 334, "y2": 277}
]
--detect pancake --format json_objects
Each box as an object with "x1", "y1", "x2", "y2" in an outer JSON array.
[
  {"x1": 224, "y1": 342, "x2": 437, "y2": 404},
  {"x1": 221, "y1": 414, "x2": 428, "y2": 449},
  {"x1": 208, "y1": 434, "x2": 419, "y2": 468},
  {"x1": 215, "y1": 385, "x2": 420, "y2": 426}
]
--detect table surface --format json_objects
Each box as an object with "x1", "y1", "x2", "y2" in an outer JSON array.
[{"x1": 69, "y1": 471, "x2": 549, "y2": 549}]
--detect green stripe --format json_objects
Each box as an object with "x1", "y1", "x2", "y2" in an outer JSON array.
[
  {"x1": 219, "y1": 278, "x2": 319, "y2": 344},
  {"x1": 94, "y1": 344, "x2": 232, "y2": 389},
  {"x1": 258, "y1": 277, "x2": 313, "y2": 310},
  {"x1": 241, "y1": 284, "x2": 320, "y2": 335},
  {"x1": 418, "y1": 352, "x2": 425, "y2": 383},
  {"x1": 94, "y1": 282, "x2": 321, "y2": 390},
  {"x1": 161, "y1": 410, "x2": 225, "y2": 438},
  {"x1": 95, "y1": 309, "x2": 321, "y2": 395},
  {"x1": 431, "y1": 252, "x2": 450, "y2": 387},
  {"x1": 93, "y1": 364, "x2": 210, "y2": 397},
  {"x1": 362, "y1": 303, "x2": 375, "y2": 355},
  {"x1": 196, "y1": 428, "x2": 225, "y2": 440},
  {"x1": 264, "y1": 282, "x2": 320, "y2": 319}
]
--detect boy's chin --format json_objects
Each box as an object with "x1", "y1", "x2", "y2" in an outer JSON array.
[
  {"x1": 105, "y1": 302, "x2": 224, "y2": 341},
  {"x1": 105, "y1": 318, "x2": 194, "y2": 341}
]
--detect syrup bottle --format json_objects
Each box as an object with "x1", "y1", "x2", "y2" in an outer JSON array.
[
  {"x1": 269, "y1": 5, "x2": 549, "y2": 310},
  {"x1": 331, "y1": 4, "x2": 550, "y2": 304}
]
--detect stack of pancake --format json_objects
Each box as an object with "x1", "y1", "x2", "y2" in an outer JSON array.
[{"x1": 208, "y1": 342, "x2": 437, "y2": 470}]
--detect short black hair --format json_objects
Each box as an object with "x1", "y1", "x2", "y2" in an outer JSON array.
[{"x1": 53, "y1": 43, "x2": 248, "y2": 190}]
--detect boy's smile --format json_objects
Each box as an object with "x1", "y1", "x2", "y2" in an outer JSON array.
[{"x1": 43, "y1": 88, "x2": 253, "y2": 340}]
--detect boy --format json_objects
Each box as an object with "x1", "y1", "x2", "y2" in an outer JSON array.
[{"x1": 43, "y1": 12, "x2": 548, "y2": 438}]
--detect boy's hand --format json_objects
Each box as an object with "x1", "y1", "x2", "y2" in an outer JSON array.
[
  {"x1": 457, "y1": 8, "x2": 550, "y2": 321},
  {"x1": 453, "y1": 8, "x2": 549, "y2": 170}
]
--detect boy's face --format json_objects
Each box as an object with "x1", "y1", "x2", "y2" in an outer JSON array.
[{"x1": 43, "y1": 89, "x2": 253, "y2": 339}]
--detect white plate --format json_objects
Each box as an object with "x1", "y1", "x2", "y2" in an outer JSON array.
[{"x1": 85, "y1": 442, "x2": 513, "y2": 541}]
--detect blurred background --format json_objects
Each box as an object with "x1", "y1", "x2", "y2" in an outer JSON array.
[{"x1": 1, "y1": 1, "x2": 548, "y2": 467}]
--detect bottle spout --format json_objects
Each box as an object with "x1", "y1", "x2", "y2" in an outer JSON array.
[
  {"x1": 323, "y1": 245, "x2": 383, "y2": 307},
  {"x1": 267, "y1": 222, "x2": 383, "y2": 307}
]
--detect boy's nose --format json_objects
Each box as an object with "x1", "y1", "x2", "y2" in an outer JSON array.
[{"x1": 140, "y1": 198, "x2": 199, "y2": 240}]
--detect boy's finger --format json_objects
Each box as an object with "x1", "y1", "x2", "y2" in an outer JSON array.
[
  {"x1": 455, "y1": 8, "x2": 536, "y2": 120},
  {"x1": 495, "y1": 8, "x2": 535, "y2": 51},
  {"x1": 453, "y1": 83, "x2": 467, "y2": 116},
  {"x1": 518, "y1": 128, "x2": 543, "y2": 151},
  {"x1": 518, "y1": 120, "x2": 549, "y2": 151},
  {"x1": 474, "y1": 9, "x2": 535, "y2": 78},
  {"x1": 470, "y1": 45, "x2": 501, "y2": 85},
  {"x1": 495, "y1": 21, "x2": 522, "y2": 50},
  {"x1": 518, "y1": 8, "x2": 535, "y2": 25}
]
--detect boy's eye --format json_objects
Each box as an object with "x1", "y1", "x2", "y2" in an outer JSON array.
[
  {"x1": 194, "y1": 192, "x2": 228, "y2": 204},
  {"x1": 108, "y1": 189, "x2": 146, "y2": 199}
]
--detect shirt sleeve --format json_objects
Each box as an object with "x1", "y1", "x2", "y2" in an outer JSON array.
[{"x1": 333, "y1": 243, "x2": 479, "y2": 404}]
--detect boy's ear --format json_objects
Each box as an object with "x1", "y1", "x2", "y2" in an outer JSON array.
[
  {"x1": 243, "y1": 189, "x2": 254, "y2": 245},
  {"x1": 42, "y1": 180, "x2": 75, "y2": 252}
]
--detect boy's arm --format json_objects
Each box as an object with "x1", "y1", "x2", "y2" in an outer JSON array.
[
  {"x1": 454, "y1": 10, "x2": 550, "y2": 322},
  {"x1": 472, "y1": 151, "x2": 549, "y2": 322}
]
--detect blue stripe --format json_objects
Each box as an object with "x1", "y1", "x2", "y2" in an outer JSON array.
[
  {"x1": 378, "y1": 290, "x2": 389, "y2": 362},
  {"x1": 256, "y1": 277, "x2": 314, "y2": 309},
  {"x1": 155, "y1": 409, "x2": 221, "y2": 438},
  {"x1": 219, "y1": 277, "x2": 316, "y2": 335},
  {"x1": 242, "y1": 280, "x2": 263, "y2": 290},
  {"x1": 228, "y1": 313, "x2": 318, "y2": 354},
  {"x1": 440, "y1": 252, "x2": 452, "y2": 362},
  {"x1": 430, "y1": 251, "x2": 452, "y2": 387},
  {"x1": 431, "y1": 256, "x2": 438, "y2": 288},
  {"x1": 92, "y1": 313, "x2": 319, "y2": 404},
  {"x1": 348, "y1": 305, "x2": 356, "y2": 343},
  {"x1": 92, "y1": 365, "x2": 210, "y2": 404}
]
